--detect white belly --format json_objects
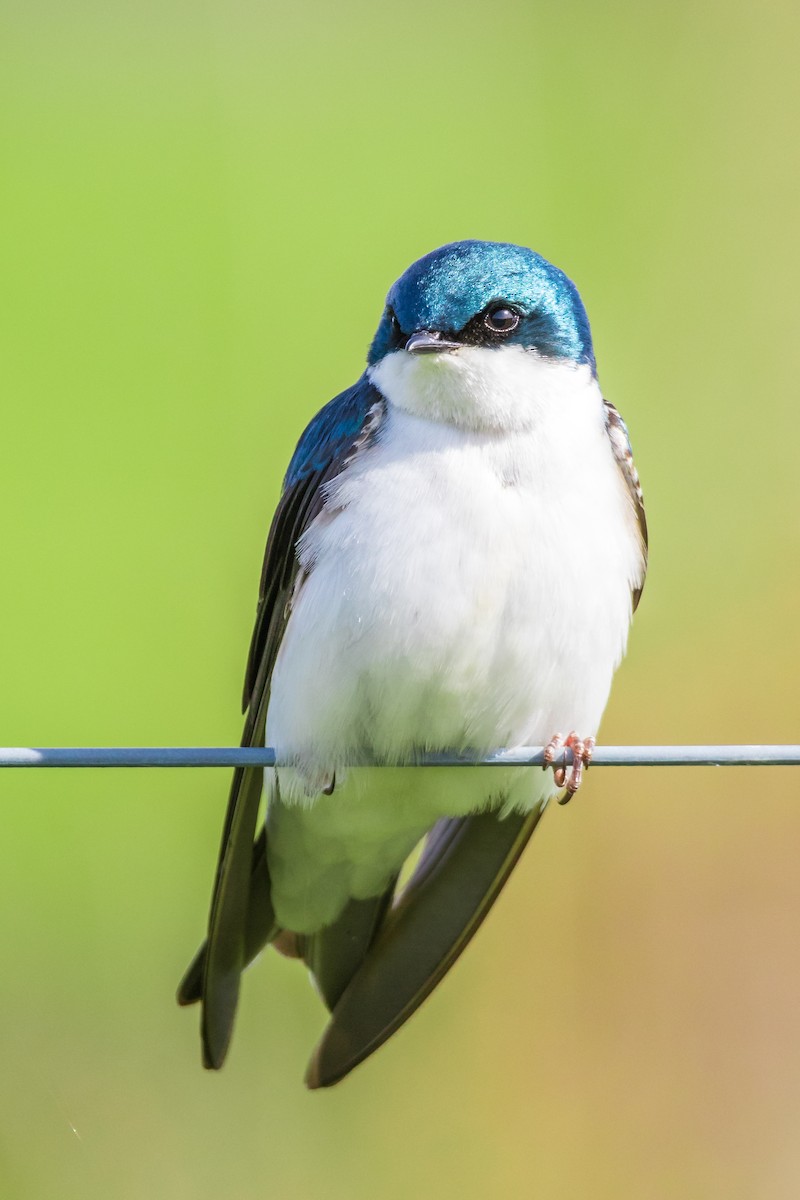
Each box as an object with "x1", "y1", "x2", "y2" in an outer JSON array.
[
  {"x1": 264, "y1": 355, "x2": 643, "y2": 930},
  {"x1": 268, "y1": 372, "x2": 639, "y2": 772}
]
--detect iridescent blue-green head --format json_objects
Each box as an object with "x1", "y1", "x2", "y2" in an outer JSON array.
[{"x1": 367, "y1": 240, "x2": 595, "y2": 372}]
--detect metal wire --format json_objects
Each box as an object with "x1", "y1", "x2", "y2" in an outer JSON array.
[{"x1": 0, "y1": 745, "x2": 798, "y2": 768}]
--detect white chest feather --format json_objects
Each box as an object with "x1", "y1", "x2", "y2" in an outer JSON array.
[{"x1": 267, "y1": 348, "x2": 644, "y2": 776}]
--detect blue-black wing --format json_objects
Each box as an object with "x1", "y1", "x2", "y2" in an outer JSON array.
[{"x1": 177, "y1": 375, "x2": 385, "y2": 1069}]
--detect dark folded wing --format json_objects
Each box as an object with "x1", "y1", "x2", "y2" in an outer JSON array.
[{"x1": 179, "y1": 375, "x2": 386, "y2": 1069}]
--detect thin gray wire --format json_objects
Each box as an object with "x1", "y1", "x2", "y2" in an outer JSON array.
[{"x1": 0, "y1": 746, "x2": 798, "y2": 768}]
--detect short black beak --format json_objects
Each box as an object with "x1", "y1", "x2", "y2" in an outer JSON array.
[{"x1": 405, "y1": 329, "x2": 460, "y2": 354}]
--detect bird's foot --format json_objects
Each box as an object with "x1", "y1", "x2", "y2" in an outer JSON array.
[{"x1": 543, "y1": 732, "x2": 596, "y2": 804}]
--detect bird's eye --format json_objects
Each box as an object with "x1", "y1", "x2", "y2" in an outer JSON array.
[
  {"x1": 484, "y1": 306, "x2": 520, "y2": 333},
  {"x1": 388, "y1": 309, "x2": 402, "y2": 334}
]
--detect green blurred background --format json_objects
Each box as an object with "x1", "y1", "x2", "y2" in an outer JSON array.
[{"x1": 2, "y1": 1, "x2": 799, "y2": 1196}]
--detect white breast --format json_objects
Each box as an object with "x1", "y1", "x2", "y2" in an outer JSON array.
[{"x1": 266, "y1": 347, "x2": 644, "y2": 784}]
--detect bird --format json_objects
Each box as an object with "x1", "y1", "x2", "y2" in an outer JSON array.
[{"x1": 177, "y1": 239, "x2": 647, "y2": 1088}]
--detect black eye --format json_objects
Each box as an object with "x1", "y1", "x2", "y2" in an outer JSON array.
[
  {"x1": 388, "y1": 308, "x2": 402, "y2": 334},
  {"x1": 484, "y1": 306, "x2": 520, "y2": 333}
]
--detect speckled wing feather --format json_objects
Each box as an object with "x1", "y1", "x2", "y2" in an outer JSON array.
[
  {"x1": 176, "y1": 376, "x2": 386, "y2": 1069},
  {"x1": 603, "y1": 399, "x2": 648, "y2": 608}
]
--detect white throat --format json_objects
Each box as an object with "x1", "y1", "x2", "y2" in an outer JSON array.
[{"x1": 368, "y1": 345, "x2": 595, "y2": 434}]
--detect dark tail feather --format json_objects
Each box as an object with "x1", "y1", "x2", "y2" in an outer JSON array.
[
  {"x1": 305, "y1": 805, "x2": 545, "y2": 1089},
  {"x1": 305, "y1": 881, "x2": 399, "y2": 1013},
  {"x1": 196, "y1": 763, "x2": 264, "y2": 1069}
]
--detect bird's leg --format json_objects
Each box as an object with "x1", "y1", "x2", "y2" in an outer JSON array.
[{"x1": 543, "y1": 732, "x2": 596, "y2": 804}]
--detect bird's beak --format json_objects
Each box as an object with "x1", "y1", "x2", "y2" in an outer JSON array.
[{"x1": 405, "y1": 330, "x2": 460, "y2": 354}]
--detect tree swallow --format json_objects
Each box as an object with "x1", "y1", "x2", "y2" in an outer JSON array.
[{"x1": 178, "y1": 240, "x2": 648, "y2": 1088}]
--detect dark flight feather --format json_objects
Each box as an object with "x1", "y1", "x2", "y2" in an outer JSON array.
[{"x1": 178, "y1": 377, "x2": 385, "y2": 1068}]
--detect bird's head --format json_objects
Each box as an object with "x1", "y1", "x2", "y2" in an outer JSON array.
[{"x1": 367, "y1": 240, "x2": 596, "y2": 432}]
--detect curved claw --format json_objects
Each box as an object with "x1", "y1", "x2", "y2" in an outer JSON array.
[{"x1": 543, "y1": 732, "x2": 595, "y2": 804}]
